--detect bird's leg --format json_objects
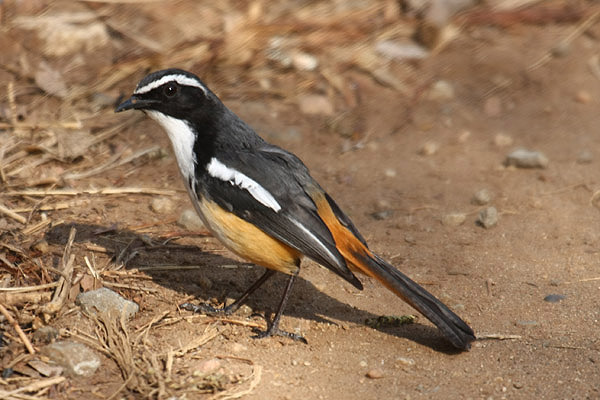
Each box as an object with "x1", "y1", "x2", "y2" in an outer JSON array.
[
  {"x1": 181, "y1": 269, "x2": 275, "y2": 315},
  {"x1": 252, "y1": 270, "x2": 307, "y2": 343}
]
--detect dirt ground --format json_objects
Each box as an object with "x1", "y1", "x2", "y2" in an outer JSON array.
[{"x1": 1, "y1": 1, "x2": 600, "y2": 399}]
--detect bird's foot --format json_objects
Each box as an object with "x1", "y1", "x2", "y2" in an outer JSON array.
[
  {"x1": 252, "y1": 326, "x2": 307, "y2": 344},
  {"x1": 180, "y1": 302, "x2": 235, "y2": 315}
]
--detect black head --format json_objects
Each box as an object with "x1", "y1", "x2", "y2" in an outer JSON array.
[{"x1": 115, "y1": 69, "x2": 215, "y2": 120}]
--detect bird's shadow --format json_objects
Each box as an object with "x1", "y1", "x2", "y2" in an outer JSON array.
[{"x1": 45, "y1": 222, "x2": 461, "y2": 353}]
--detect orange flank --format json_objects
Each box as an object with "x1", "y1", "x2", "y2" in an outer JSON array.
[{"x1": 198, "y1": 198, "x2": 301, "y2": 274}]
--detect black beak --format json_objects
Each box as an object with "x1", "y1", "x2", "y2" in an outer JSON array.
[{"x1": 115, "y1": 95, "x2": 158, "y2": 113}]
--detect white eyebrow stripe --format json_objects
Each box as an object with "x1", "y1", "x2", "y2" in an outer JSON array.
[
  {"x1": 135, "y1": 74, "x2": 208, "y2": 96},
  {"x1": 207, "y1": 157, "x2": 281, "y2": 212}
]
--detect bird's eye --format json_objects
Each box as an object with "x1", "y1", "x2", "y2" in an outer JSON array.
[{"x1": 164, "y1": 84, "x2": 178, "y2": 97}]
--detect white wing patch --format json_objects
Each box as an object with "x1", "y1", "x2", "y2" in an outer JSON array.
[
  {"x1": 207, "y1": 157, "x2": 281, "y2": 212},
  {"x1": 146, "y1": 111, "x2": 197, "y2": 180},
  {"x1": 288, "y1": 218, "x2": 342, "y2": 268},
  {"x1": 135, "y1": 74, "x2": 208, "y2": 96}
]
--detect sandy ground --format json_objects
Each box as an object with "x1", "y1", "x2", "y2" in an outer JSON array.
[{"x1": 1, "y1": 1, "x2": 599, "y2": 399}]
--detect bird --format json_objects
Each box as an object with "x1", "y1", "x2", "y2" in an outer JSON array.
[{"x1": 115, "y1": 68, "x2": 476, "y2": 350}]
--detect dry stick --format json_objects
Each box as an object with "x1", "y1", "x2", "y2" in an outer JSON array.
[
  {"x1": 0, "y1": 292, "x2": 52, "y2": 306},
  {"x1": 0, "y1": 202, "x2": 26, "y2": 224},
  {"x1": 62, "y1": 145, "x2": 162, "y2": 181},
  {"x1": 2, "y1": 187, "x2": 179, "y2": 197},
  {"x1": 211, "y1": 359, "x2": 263, "y2": 400},
  {"x1": 41, "y1": 227, "x2": 76, "y2": 316},
  {"x1": 477, "y1": 333, "x2": 522, "y2": 340},
  {"x1": 528, "y1": 9, "x2": 600, "y2": 71},
  {"x1": 0, "y1": 376, "x2": 66, "y2": 398},
  {"x1": 0, "y1": 282, "x2": 60, "y2": 293},
  {"x1": 0, "y1": 303, "x2": 35, "y2": 354}
]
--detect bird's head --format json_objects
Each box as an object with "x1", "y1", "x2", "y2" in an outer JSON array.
[{"x1": 115, "y1": 68, "x2": 213, "y2": 120}]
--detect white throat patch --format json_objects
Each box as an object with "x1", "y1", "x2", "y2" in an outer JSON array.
[
  {"x1": 146, "y1": 111, "x2": 197, "y2": 180},
  {"x1": 207, "y1": 157, "x2": 281, "y2": 212},
  {"x1": 135, "y1": 74, "x2": 208, "y2": 96}
]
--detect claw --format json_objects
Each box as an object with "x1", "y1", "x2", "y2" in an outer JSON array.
[
  {"x1": 252, "y1": 327, "x2": 308, "y2": 344},
  {"x1": 180, "y1": 302, "x2": 233, "y2": 315}
]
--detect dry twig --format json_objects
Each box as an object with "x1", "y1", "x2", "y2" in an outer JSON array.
[
  {"x1": 0, "y1": 202, "x2": 26, "y2": 224},
  {"x1": 0, "y1": 303, "x2": 35, "y2": 354},
  {"x1": 41, "y1": 227, "x2": 76, "y2": 317}
]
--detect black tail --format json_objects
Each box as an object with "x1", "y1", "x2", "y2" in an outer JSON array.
[{"x1": 358, "y1": 253, "x2": 475, "y2": 350}]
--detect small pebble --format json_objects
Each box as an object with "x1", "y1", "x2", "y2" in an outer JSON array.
[
  {"x1": 478, "y1": 206, "x2": 498, "y2": 229},
  {"x1": 576, "y1": 150, "x2": 593, "y2": 164},
  {"x1": 76, "y1": 287, "x2": 139, "y2": 319},
  {"x1": 366, "y1": 368, "x2": 384, "y2": 379},
  {"x1": 291, "y1": 52, "x2": 319, "y2": 71},
  {"x1": 178, "y1": 208, "x2": 205, "y2": 230},
  {"x1": 43, "y1": 341, "x2": 100, "y2": 377},
  {"x1": 396, "y1": 357, "x2": 415, "y2": 367},
  {"x1": 150, "y1": 197, "x2": 175, "y2": 214},
  {"x1": 494, "y1": 133, "x2": 514, "y2": 147},
  {"x1": 32, "y1": 239, "x2": 50, "y2": 253},
  {"x1": 428, "y1": 80, "x2": 455, "y2": 101},
  {"x1": 516, "y1": 320, "x2": 538, "y2": 326},
  {"x1": 384, "y1": 168, "x2": 397, "y2": 178},
  {"x1": 457, "y1": 130, "x2": 471, "y2": 143},
  {"x1": 359, "y1": 360, "x2": 368, "y2": 368},
  {"x1": 371, "y1": 210, "x2": 394, "y2": 221},
  {"x1": 551, "y1": 42, "x2": 570, "y2": 57},
  {"x1": 442, "y1": 213, "x2": 466, "y2": 227},
  {"x1": 196, "y1": 358, "x2": 221, "y2": 374},
  {"x1": 472, "y1": 189, "x2": 492, "y2": 205},
  {"x1": 544, "y1": 294, "x2": 566, "y2": 303},
  {"x1": 28, "y1": 360, "x2": 64, "y2": 377},
  {"x1": 375, "y1": 39, "x2": 429, "y2": 61},
  {"x1": 505, "y1": 148, "x2": 549, "y2": 169},
  {"x1": 32, "y1": 326, "x2": 59, "y2": 344},
  {"x1": 484, "y1": 96, "x2": 502, "y2": 117},
  {"x1": 298, "y1": 94, "x2": 334, "y2": 116},
  {"x1": 575, "y1": 90, "x2": 592, "y2": 104},
  {"x1": 420, "y1": 140, "x2": 439, "y2": 156}
]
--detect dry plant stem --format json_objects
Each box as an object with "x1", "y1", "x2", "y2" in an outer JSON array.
[
  {"x1": 0, "y1": 303, "x2": 35, "y2": 354},
  {"x1": 41, "y1": 227, "x2": 76, "y2": 317},
  {"x1": 2, "y1": 187, "x2": 179, "y2": 197},
  {"x1": 528, "y1": 9, "x2": 600, "y2": 71},
  {"x1": 0, "y1": 282, "x2": 59, "y2": 293},
  {"x1": 0, "y1": 202, "x2": 26, "y2": 224},
  {"x1": 0, "y1": 291, "x2": 52, "y2": 306},
  {"x1": 211, "y1": 357, "x2": 263, "y2": 400},
  {"x1": 0, "y1": 376, "x2": 66, "y2": 398},
  {"x1": 61, "y1": 145, "x2": 162, "y2": 181},
  {"x1": 478, "y1": 333, "x2": 522, "y2": 340}
]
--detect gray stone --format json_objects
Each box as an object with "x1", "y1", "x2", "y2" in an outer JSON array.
[
  {"x1": 577, "y1": 150, "x2": 593, "y2": 164},
  {"x1": 43, "y1": 341, "x2": 100, "y2": 377},
  {"x1": 76, "y1": 287, "x2": 139, "y2": 319},
  {"x1": 442, "y1": 213, "x2": 466, "y2": 226},
  {"x1": 178, "y1": 208, "x2": 205, "y2": 230},
  {"x1": 544, "y1": 294, "x2": 566, "y2": 303},
  {"x1": 472, "y1": 189, "x2": 492, "y2": 205},
  {"x1": 428, "y1": 80, "x2": 455, "y2": 101},
  {"x1": 505, "y1": 149, "x2": 549, "y2": 169},
  {"x1": 150, "y1": 197, "x2": 175, "y2": 214},
  {"x1": 478, "y1": 206, "x2": 498, "y2": 229}
]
